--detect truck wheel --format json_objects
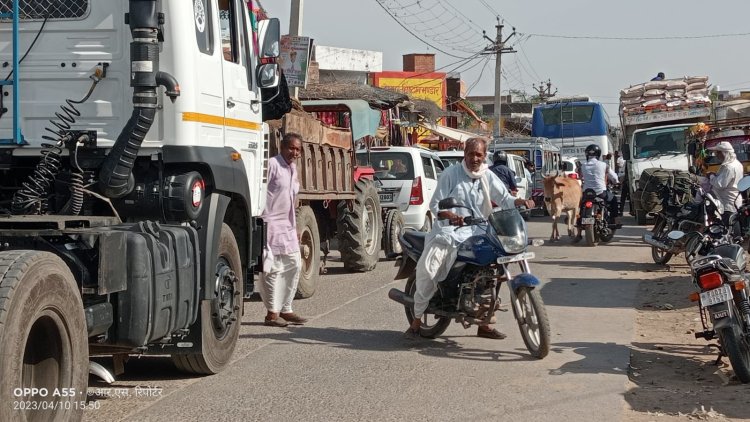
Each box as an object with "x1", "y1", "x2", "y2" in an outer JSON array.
[
  {"x1": 295, "y1": 206, "x2": 320, "y2": 298},
  {"x1": 635, "y1": 209, "x2": 647, "y2": 225},
  {"x1": 383, "y1": 209, "x2": 405, "y2": 258},
  {"x1": 0, "y1": 251, "x2": 88, "y2": 422},
  {"x1": 173, "y1": 224, "x2": 242, "y2": 374},
  {"x1": 337, "y1": 179, "x2": 382, "y2": 272}
]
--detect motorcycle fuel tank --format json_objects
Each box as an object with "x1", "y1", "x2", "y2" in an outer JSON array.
[{"x1": 456, "y1": 235, "x2": 499, "y2": 266}]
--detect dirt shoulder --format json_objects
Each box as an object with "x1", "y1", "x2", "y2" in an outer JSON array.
[{"x1": 624, "y1": 262, "x2": 750, "y2": 421}]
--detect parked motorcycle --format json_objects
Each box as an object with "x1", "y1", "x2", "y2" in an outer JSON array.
[
  {"x1": 643, "y1": 181, "x2": 723, "y2": 265},
  {"x1": 578, "y1": 188, "x2": 621, "y2": 246},
  {"x1": 387, "y1": 197, "x2": 551, "y2": 358},
  {"x1": 670, "y1": 225, "x2": 750, "y2": 383}
]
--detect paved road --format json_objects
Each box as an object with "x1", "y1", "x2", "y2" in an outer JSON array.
[{"x1": 84, "y1": 216, "x2": 662, "y2": 422}]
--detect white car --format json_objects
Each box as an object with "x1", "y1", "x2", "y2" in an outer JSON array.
[
  {"x1": 357, "y1": 147, "x2": 444, "y2": 231},
  {"x1": 560, "y1": 156, "x2": 581, "y2": 184}
]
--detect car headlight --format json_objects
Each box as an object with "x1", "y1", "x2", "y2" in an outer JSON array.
[{"x1": 497, "y1": 232, "x2": 527, "y2": 254}]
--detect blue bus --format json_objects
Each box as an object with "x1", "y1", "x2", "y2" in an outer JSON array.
[{"x1": 531, "y1": 98, "x2": 616, "y2": 167}]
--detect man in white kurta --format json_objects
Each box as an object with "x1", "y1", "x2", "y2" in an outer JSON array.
[{"x1": 406, "y1": 138, "x2": 535, "y2": 339}]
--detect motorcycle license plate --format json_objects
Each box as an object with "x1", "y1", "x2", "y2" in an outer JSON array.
[
  {"x1": 496, "y1": 251, "x2": 535, "y2": 265},
  {"x1": 699, "y1": 284, "x2": 733, "y2": 308},
  {"x1": 580, "y1": 217, "x2": 595, "y2": 225},
  {"x1": 379, "y1": 193, "x2": 393, "y2": 203}
]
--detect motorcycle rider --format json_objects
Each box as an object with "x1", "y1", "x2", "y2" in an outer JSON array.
[
  {"x1": 405, "y1": 137, "x2": 535, "y2": 340},
  {"x1": 706, "y1": 141, "x2": 743, "y2": 235},
  {"x1": 578, "y1": 144, "x2": 619, "y2": 232},
  {"x1": 489, "y1": 150, "x2": 518, "y2": 194}
]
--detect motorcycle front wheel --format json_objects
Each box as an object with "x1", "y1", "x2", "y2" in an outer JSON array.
[
  {"x1": 404, "y1": 275, "x2": 451, "y2": 338},
  {"x1": 511, "y1": 287, "x2": 550, "y2": 359},
  {"x1": 719, "y1": 324, "x2": 750, "y2": 383}
]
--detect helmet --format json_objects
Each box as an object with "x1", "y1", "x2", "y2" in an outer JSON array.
[
  {"x1": 492, "y1": 150, "x2": 507, "y2": 165},
  {"x1": 584, "y1": 144, "x2": 601, "y2": 160}
]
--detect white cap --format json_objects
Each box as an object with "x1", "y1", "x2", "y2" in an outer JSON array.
[{"x1": 708, "y1": 141, "x2": 733, "y2": 152}]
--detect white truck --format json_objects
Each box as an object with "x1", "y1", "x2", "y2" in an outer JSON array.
[
  {"x1": 0, "y1": 1, "x2": 282, "y2": 419},
  {"x1": 619, "y1": 77, "x2": 712, "y2": 224}
]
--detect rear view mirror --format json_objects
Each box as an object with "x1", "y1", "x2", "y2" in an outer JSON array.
[
  {"x1": 438, "y1": 197, "x2": 460, "y2": 210},
  {"x1": 688, "y1": 165, "x2": 697, "y2": 175},
  {"x1": 258, "y1": 63, "x2": 280, "y2": 88},
  {"x1": 738, "y1": 175, "x2": 750, "y2": 192},
  {"x1": 622, "y1": 144, "x2": 630, "y2": 160},
  {"x1": 258, "y1": 18, "x2": 281, "y2": 58}
]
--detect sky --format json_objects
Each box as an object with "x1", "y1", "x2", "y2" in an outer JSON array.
[{"x1": 261, "y1": 0, "x2": 750, "y2": 122}]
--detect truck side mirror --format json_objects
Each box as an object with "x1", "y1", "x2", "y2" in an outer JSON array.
[
  {"x1": 622, "y1": 144, "x2": 630, "y2": 160},
  {"x1": 688, "y1": 142, "x2": 697, "y2": 156},
  {"x1": 688, "y1": 165, "x2": 697, "y2": 175},
  {"x1": 258, "y1": 18, "x2": 281, "y2": 59},
  {"x1": 257, "y1": 63, "x2": 280, "y2": 88}
]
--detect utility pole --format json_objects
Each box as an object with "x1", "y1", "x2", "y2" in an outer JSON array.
[
  {"x1": 483, "y1": 20, "x2": 516, "y2": 142},
  {"x1": 533, "y1": 79, "x2": 557, "y2": 103},
  {"x1": 289, "y1": 0, "x2": 304, "y2": 99}
]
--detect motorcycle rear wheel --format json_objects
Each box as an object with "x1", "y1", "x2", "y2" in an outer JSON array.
[
  {"x1": 511, "y1": 287, "x2": 550, "y2": 359},
  {"x1": 584, "y1": 225, "x2": 596, "y2": 246},
  {"x1": 719, "y1": 324, "x2": 750, "y2": 383},
  {"x1": 650, "y1": 216, "x2": 673, "y2": 265},
  {"x1": 404, "y1": 275, "x2": 451, "y2": 339}
]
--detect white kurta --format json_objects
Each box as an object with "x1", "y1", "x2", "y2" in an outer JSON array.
[
  {"x1": 710, "y1": 157, "x2": 744, "y2": 213},
  {"x1": 412, "y1": 163, "x2": 517, "y2": 318}
]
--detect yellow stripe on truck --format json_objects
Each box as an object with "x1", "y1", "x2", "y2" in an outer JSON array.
[{"x1": 182, "y1": 112, "x2": 262, "y2": 130}]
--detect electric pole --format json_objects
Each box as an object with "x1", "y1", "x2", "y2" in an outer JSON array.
[
  {"x1": 483, "y1": 20, "x2": 516, "y2": 142},
  {"x1": 533, "y1": 79, "x2": 557, "y2": 103},
  {"x1": 289, "y1": 0, "x2": 304, "y2": 99}
]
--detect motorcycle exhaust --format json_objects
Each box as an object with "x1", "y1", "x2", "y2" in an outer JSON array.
[
  {"x1": 388, "y1": 288, "x2": 414, "y2": 305},
  {"x1": 642, "y1": 233, "x2": 679, "y2": 253}
]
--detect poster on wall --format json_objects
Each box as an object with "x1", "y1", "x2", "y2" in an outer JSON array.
[{"x1": 280, "y1": 35, "x2": 313, "y2": 88}]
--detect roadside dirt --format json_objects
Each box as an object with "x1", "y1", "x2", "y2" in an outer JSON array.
[{"x1": 624, "y1": 259, "x2": 750, "y2": 421}]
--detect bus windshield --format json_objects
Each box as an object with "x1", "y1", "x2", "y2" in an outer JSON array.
[
  {"x1": 540, "y1": 105, "x2": 595, "y2": 125},
  {"x1": 633, "y1": 127, "x2": 688, "y2": 158}
]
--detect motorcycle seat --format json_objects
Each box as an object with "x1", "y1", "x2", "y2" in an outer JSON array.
[{"x1": 402, "y1": 230, "x2": 427, "y2": 253}]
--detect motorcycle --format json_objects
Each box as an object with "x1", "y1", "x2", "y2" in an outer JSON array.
[
  {"x1": 387, "y1": 197, "x2": 551, "y2": 359},
  {"x1": 669, "y1": 224, "x2": 750, "y2": 383},
  {"x1": 578, "y1": 188, "x2": 621, "y2": 246},
  {"x1": 643, "y1": 180, "x2": 723, "y2": 265}
]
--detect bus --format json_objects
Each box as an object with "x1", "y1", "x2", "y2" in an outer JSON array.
[{"x1": 531, "y1": 98, "x2": 616, "y2": 168}]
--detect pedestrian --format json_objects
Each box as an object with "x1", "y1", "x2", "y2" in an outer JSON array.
[
  {"x1": 259, "y1": 132, "x2": 308, "y2": 327},
  {"x1": 706, "y1": 141, "x2": 744, "y2": 236},
  {"x1": 651, "y1": 72, "x2": 665, "y2": 81}
]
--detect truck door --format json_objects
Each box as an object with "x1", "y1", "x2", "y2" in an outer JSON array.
[{"x1": 218, "y1": 0, "x2": 265, "y2": 216}]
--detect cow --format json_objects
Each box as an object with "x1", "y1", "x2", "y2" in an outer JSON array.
[{"x1": 542, "y1": 174, "x2": 582, "y2": 241}]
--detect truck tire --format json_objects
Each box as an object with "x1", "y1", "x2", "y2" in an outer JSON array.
[
  {"x1": 295, "y1": 206, "x2": 320, "y2": 298},
  {"x1": 0, "y1": 250, "x2": 88, "y2": 422},
  {"x1": 636, "y1": 209, "x2": 647, "y2": 225},
  {"x1": 383, "y1": 209, "x2": 405, "y2": 258},
  {"x1": 337, "y1": 179, "x2": 382, "y2": 272},
  {"x1": 173, "y1": 224, "x2": 242, "y2": 375}
]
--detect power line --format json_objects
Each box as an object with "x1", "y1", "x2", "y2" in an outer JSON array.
[{"x1": 523, "y1": 31, "x2": 750, "y2": 41}]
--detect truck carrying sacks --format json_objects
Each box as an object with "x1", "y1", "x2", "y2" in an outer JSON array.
[
  {"x1": 620, "y1": 76, "x2": 711, "y2": 116},
  {"x1": 634, "y1": 168, "x2": 693, "y2": 213}
]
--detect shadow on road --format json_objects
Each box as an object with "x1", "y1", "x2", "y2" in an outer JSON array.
[
  {"x1": 537, "y1": 259, "x2": 663, "y2": 273},
  {"x1": 625, "y1": 341, "x2": 750, "y2": 419},
  {"x1": 548, "y1": 341, "x2": 631, "y2": 376},
  {"x1": 540, "y1": 277, "x2": 640, "y2": 309},
  {"x1": 240, "y1": 327, "x2": 534, "y2": 362}
]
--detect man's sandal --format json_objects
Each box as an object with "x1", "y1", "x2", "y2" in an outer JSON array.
[
  {"x1": 477, "y1": 327, "x2": 507, "y2": 340},
  {"x1": 264, "y1": 317, "x2": 288, "y2": 327},
  {"x1": 280, "y1": 313, "x2": 308, "y2": 325}
]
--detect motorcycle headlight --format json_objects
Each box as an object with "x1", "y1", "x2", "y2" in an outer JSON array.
[{"x1": 497, "y1": 232, "x2": 527, "y2": 254}]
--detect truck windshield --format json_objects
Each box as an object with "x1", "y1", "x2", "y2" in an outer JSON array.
[{"x1": 633, "y1": 127, "x2": 688, "y2": 158}]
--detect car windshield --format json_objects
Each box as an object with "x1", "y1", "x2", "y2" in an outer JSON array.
[
  {"x1": 633, "y1": 127, "x2": 688, "y2": 158},
  {"x1": 357, "y1": 152, "x2": 415, "y2": 180},
  {"x1": 439, "y1": 156, "x2": 463, "y2": 166}
]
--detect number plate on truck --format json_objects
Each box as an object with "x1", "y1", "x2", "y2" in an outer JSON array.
[
  {"x1": 379, "y1": 193, "x2": 393, "y2": 203},
  {"x1": 700, "y1": 284, "x2": 732, "y2": 308},
  {"x1": 580, "y1": 217, "x2": 595, "y2": 225}
]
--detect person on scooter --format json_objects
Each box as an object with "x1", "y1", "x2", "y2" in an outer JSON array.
[
  {"x1": 579, "y1": 144, "x2": 619, "y2": 228},
  {"x1": 706, "y1": 141, "x2": 743, "y2": 235},
  {"x1": 405, "y1": 137, "x2": 535, "y2": 340}
]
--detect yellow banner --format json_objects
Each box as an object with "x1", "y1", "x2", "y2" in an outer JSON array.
[{"x1": 376, "y1": 77, "x2": 444, "y2": 108}]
